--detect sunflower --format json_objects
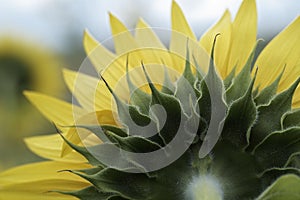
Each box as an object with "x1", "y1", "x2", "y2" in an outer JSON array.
[
  {"x1": 0, "y1": 37, "x2": 65, "y2": 169},
  {"x1": 1, "y1": 0, "x2": 300, "y2": 199}
]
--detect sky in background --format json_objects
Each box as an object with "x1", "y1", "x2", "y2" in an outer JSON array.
[{"x1": 0, "y1": 0, "x2": 299, "y2": 52}]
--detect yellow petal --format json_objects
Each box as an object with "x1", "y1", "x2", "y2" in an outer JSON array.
[
  {"x1": 109, "y1": 13, "x2": 139, "y2": 55},
  {"x1": 293, "y1": 99, "x2": 300, "y2": 108},
  {"x1": 0, "y1": 161, "x2": 90, "y2": 186},
  {"x1": 227, "y1": 0, "x2": 257, "y2": 75},
  {"x1": 254, "y1": 17, "x2": 300, "y2": 107},
  {"x1": 199, "y1": 10, "x2": 232, "y2": 78},
  {"x1": 63, "y1": 69, "x2": 111, "y2": 111},
  {"x1": 83, "y1": 30, "x2": 120, "y2": 73},
  {"x1": 171, "y1": 0, "x2": 196, "y2": 40},
  {"x1": 24, "y1": 91, "x2": 87, "y2": 128},
  {"x1": 135, "y1": 19, "x2": 170, "y2": 64},
  {"x1": 0, "y1": 180, "x2": 87, "y2": 200},
  {"x1": 24, "y1": 134, "x2": 87, "y2": 163},
  {"x1": 107, "y1": 15, "x2": 179, "y2": 97},
  {"x1": 170, "y1": 1, "x2": 197, "y2": 73},
  {"x1": 292, "y1": 76, "x2": 300, "y2": 108},
  {"x1": 109, "y1": 13, "x2": 151, "y2": 82},
  {"x1": 135, "y1": 18, "x2": 165, "y2": 49}
]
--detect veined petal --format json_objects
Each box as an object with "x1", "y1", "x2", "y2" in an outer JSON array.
[
  {"x1": 24, "y1": 91, "x2": 87, "y2": 128},
  {"x1": 109, "y1": 13, "x2": 139, "y2": 55},
  {"x1": 227, "y1": 0, "x2": 257, "y2": 74},
  {"x1": 0, "y1": 161, "x2": 90, "y2": 186},
  {"x1": 135, "y1": 19, "x2": 176, "y2": 77},
  {"x1": 107, "y1": 15, "x2": 179, "y2": 97},
  {"x1": 0, "y1": 180, "x2": 88, "y2": 200},
  {"x1": 135, "y1": 18, "x2": 165, "y2": 49},
  {"x1": 199, "y1": 10, "x2": 232, "y2": 78},
  {"x1": 254, "y1": 17, "x2": 300, "y2": 107},
  {"x1": 24, "y1": 134, "x2": 87, "y2": 163},
  {"x1": 171, "y1": 0, "x2": 196, "y2": 41},
  {"x1": 170, "y1": 1, "x2": 197, "y2": 72},
  {"x1": 83, "y1": 30, "x2": 121, "y2": 73},
  {"x1": 63, "y1": 69, "x2": 111, "y2": 111},
  {"x1": 109, "y1": 13, "x2": 150, "y2": 78},
  {"x1": 293, "y1": 98, "x2": 300, "y2": 108}
]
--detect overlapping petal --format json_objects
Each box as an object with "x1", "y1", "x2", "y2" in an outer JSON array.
[
  {"x1": 83, "y1": 30, "x2": 121, "y2": 73},
  {"x1": 227, "y1": 0, "x2": 257, "y2": 75},
  {"x1": 254, "y1": 17, "x2": 300, "y2": 107},
  {"x1": 24, "y1": 134, "x2": 87, "y2": 163},
  {"x1": 63, "y1": 69, "x2": 111, "y2": 111},
  {"x1": 170, "y1": 1, "x2": 197, "y2": 71},
  {"x1": 0, "y1": 161, "x2": 91, "y2": 200},
  {"x1": 24, "y1": 91, "x2": 87, "y2": 128}
]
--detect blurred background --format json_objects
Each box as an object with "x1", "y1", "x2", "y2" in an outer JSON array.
[{"x1": 0, "y1": 0, "x2": 299, "y2": 170}]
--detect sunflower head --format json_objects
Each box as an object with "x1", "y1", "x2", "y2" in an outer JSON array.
[
  {"x1": 1, "y1": 0, "x2": 300, "y2": 199},
  {"x1": 57, "y1": 30, "x2": 300, "y2": 199}
]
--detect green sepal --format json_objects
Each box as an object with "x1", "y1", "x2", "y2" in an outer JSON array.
[
  {"x1": 161, "y1": 64, "x2": 175, "y2": 94},
  {"x1": 103, "y1": 130, "x2": 162, "y2": 153},
  {"x1": 58, "y1": 133, "x2": 103, "y2": 166},
  {"x1": 175, "y1": 75, "x2": 198, "y2": 116},
  {"x1": 253, "y1": 127, "x2": 300, "y2": 169},
  {"x1": 222, "y1": 72, "x2": 257, "y2": 149},
  {"x1": 285, "y1": 153, "x2": 300, "y2": 168},
  {"x1": 197, "y1": 79, "x2": 211, "y2": 124},
  {"x1": 101, "y1": 125, "x2": 127, "y2": 137},
  {"x1": 254, "y1": 68, "x2": 284, "y2": 106},
  {"x1": 77, "y1": 167, "x2": 104, "y2": 175},
  {"x1": 174, "y1": 44, "x2": 198, "y2": 116},
  {"x1": 225, "y1": 41, "x2": 259, "y2": 104},
  {"x1": 102, "y1": 74, "x2": 157, "y2": 138},
  {"x1": 197, "y1": 34, "x2": 227, "y2": 126},
  {"x1": 281, "y1": 109, "x2": 300, "y2": 129},
  {"x1": 198, "y1": 34, "x2": 227, "y2": 157},
  {"x1": 192, "y1": 55, "x2": 204, "y2": 81},
  {"x1": 60, "y1": 186, "x2": 118, "y2": 200},
  {"x1": 125, "y1": 61, "x2": 151, "y2": 115},
  {"x1": 109, "y1": 197, "x2": 128, "y2": 200},
  {"x1": 184, "y1": 97, "x2": 201, "y2": 143},
  {"x1": 256, "y1": 171, "x2": 300, "y2": 200},
  {"x1": 223, "y1": 66, "x2": 236, "y2": 89},
  {"x1": 257, "y1": 174, "x2": 300, "y2": 200},
  {"x1": 82, "y1": 143, "x2": 144, "y2": 171},
  {"x1": 182, "y1": 41, "x2": 196, "y2": 86},
  {"x1": 249, "y1": 77, "x2": 300, "y2": 149},
  {"x1": 143, "y1": 64, "x2": 185, "y2": 144},
  {"x1": 70, "y1": 168, "x2": 160, "y2": 200}
]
